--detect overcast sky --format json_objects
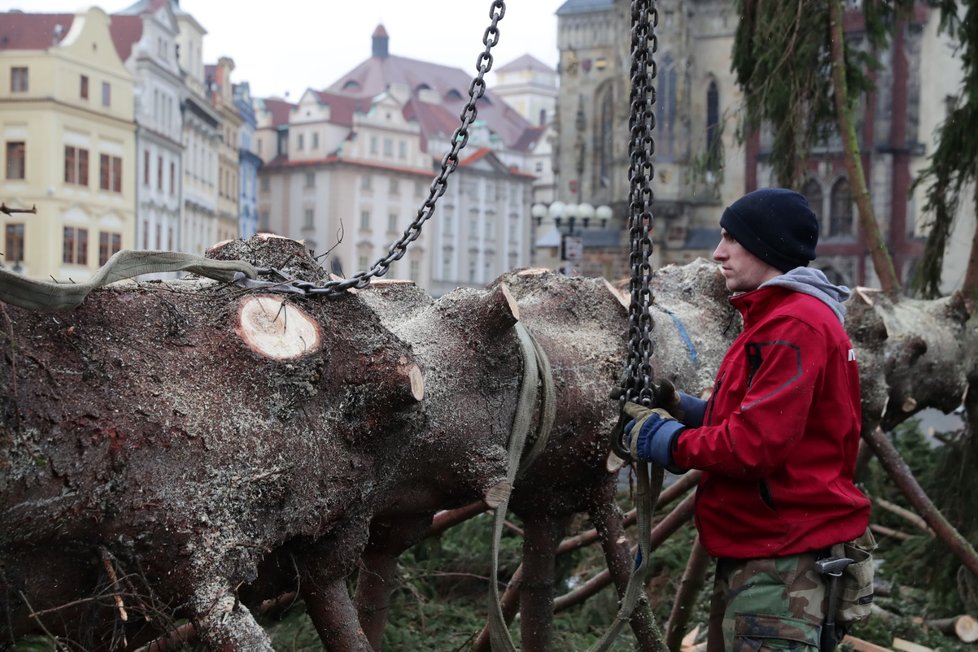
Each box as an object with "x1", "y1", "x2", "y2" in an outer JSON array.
[{"x1": 0, "y1": 0, "x2": 565, "y2": 99}]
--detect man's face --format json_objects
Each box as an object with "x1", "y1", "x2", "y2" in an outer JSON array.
[{"x1": 712, "y1": 228, "x2": 782, "y2": 293}]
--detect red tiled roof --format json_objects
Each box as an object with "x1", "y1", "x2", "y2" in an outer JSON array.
[
  {"x1": 0, "y1": 13, "x2": 75, "y2": 51},
  {"x1": 458, "y1": 147, "x2": 535, "y2": 180},
  {"x1": 0, "y1": 12, "x2": 143, "y2": 63},
  {"x1": 512, "y1": 125, "x2": 546, "y2": 152},
  {"x1": 326, "y1": 53, "x2": 535, "y2": 152},
  {"x1": 110, "y1": 15, "x2": 142, "y2": 62},
  {"x1": 263, "y1": 153, "x2": 435, "y2": 178},
  {"x1": 459, "y1": 147, "x2": 493, "y2": 167},
  {"x1": 257, "y1": 97, "x2": 295, "y2": 128},
  {"x1": 265, "y1": 153, "x2": 290, "y2": 168},
  {"x1": 403, "y1": 98, "x2": 460, "y2": 141},
  {"x1": 309, "y1": 91, "x2": 371, "y2": 127}
]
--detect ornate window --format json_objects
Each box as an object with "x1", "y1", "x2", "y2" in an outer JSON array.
[
  {"x1": 4, "y1": 224, "x2": 24, "y2": 264},
  {"x1": 706, "y1": 80, "x2": 720, "y2": 170},
  {"x1": 10, "y1": 67, "x2": 28, "y2": 92},
  {"x1": 98, "y1": 232, "x2": 122, "y2": 265},
  {"x1": 658, "y1": 53, "x2": 677, "y2": 161},
  {"x1": 830, "y1": 177, "x2": 853, "y2": 237},
  {"x1": 99, "y1": 154, "x2": 123, "y2": 193},
  {"x1": 594, "y1": 82, "x2": 614, "y2": 190},
  {"x1": 65, "y1": 146, "x2": 90, "y2": 186},
  {"x1": 63, "y1": 227, "x2": 88, "y2": 265},
  {"x1": 5, "y1": 141, "x2": 25, "y2": 180}
]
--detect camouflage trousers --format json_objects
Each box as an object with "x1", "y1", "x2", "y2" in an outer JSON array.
[{"x1": 706, "y1": 552, "x2": 827, "y2": 652}]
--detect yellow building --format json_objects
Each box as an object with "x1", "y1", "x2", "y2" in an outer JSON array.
[
  {"x1": 0, "y1": 7, "x2": 136, "y2": 280},
  {"x1": 207, "y1": 56, "x2": 243, "y2": 244}
]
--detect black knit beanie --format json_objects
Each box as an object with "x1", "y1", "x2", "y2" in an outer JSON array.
[{"x1": 719, "y1": 188, "x2": 819, "y2": 273}]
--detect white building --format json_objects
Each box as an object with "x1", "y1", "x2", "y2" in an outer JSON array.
[
  {"x1": 254, "y1": 26, "x2": 539, "y2": 295},
  {"x1": 115, "y1": 0, "x2": 184, "y2": 254},
  {"x1": 174, "y1": 2, "x2": 220, "y2": 255}
]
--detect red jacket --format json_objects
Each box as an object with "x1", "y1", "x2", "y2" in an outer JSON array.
[{"x1": 673, "y1": 284, "x2": 870, "y2": 559}]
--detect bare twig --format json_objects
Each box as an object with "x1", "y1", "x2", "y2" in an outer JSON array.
[
  {"x1": 553, "y1": 492, "x2": 697, "y2": 612},
  {"x1": 503, "y1": 520, "x2": 525, "y2": 537},
  {"x1": 100, "y1": 547, "x2": 129, "y2": 623},
  {"x1": 863, "y1": 426, "x2": 978, "y2": 578},
  {"x1": 873, "y1": 496, "x2": 934, "y2": 536},
  {"x1": 429, "y1": 501, "x2": 488, "y2": 536},
  {"x1": 869, "y1": 523, "x2": 914, "y2": 542}
]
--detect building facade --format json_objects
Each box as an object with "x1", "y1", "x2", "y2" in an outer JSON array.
[
  {"x1": 554, "y1": 0, "x2": 746, "y2": 279},
  {"x1": 206, "y1": 57, "x2": 243, "y2": 245},
  {"x1": 554, "y1": 0, "x2": 973, "y2": 290},
  {"x1": 0, "y1": 7, "x2": 136, "y2": 279},
  {"x1": 174, "y1": 4, "x2": 221, "y2": 256},
  {"x1": 493, "y1": 54, "x2": 559, "y2": 207},
  {"x1": 234, "y1": 81, "x2": 261, "y2": 239},
  {"x1": 750, "y1": 5, "x2": 969, "y2": 290},
  {"x1": 116, "y1": 0, "x2": 184, "y2": 254},
  {"x1": 255, "y1": 26, "x2": 538, "y2": 295}
]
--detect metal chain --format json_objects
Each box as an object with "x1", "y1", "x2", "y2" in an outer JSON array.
[
  {"x1": 623, "y1": 0, "x2": 659, "y2": 407},
  {"x1": 252, "y1": 0, "x2": 506, "y2": 297}
]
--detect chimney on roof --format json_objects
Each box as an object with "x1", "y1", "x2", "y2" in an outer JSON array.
[{"x1": 372, "y1": 24, "x2": 389, "y2": 59}]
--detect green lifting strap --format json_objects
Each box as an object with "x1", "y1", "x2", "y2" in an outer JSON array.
[
  {"x1": 486, "y1": 323, "x2": 662, "y2": 651},
  {"x1": 0, "y1": 249, "x2": 259, "y2": 313},
  {"x1": 488, "y1": 321, "x2": 555, "y2": 652}
]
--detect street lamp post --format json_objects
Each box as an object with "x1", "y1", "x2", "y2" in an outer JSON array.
[{"x1": 532, "y1": 201, "x2": 612, "y2": 276}]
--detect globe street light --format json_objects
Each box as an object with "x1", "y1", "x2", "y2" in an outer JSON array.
[{"x1": 531, "y1": 201, "x2": 613, "y2": 275}]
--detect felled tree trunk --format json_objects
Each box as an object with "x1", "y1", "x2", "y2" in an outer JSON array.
[
  {"x1": 3, "y1": 235, "x2": 977, "y2": 650},
  {"x1": 1, "y1": 238, "x2": 425, "y2": 649},
  {"x1": 0, "y1": 236, "x2": 642, "y2": 650}
]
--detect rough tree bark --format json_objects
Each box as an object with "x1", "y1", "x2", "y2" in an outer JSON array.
[
  {"x1": 2, "y1": 236, "x2": 977, "y2": 650},
  {"x1": 0, "y1": 236, "x2": 643, "y2": 649}
]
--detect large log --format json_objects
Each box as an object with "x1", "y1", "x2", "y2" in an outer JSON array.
[
  {"x1": 924, "y1": 614, "x2": 978, "y2": 642},
  {"x1": 0, "y1": 236, "x2": 645, "y2": 649},
  {"x1": 2, "y1": 235, "x2": 976, "y2": 650},
  {"x1": 1, "y1": 239, "x2": 427, "y2": 649}
]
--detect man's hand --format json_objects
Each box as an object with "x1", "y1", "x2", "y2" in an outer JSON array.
[
  {"x1": 655, "y1": 379, "x2": 707, "y2": 428},
  {"x1": 623, "y1": 402, "x2": 686, "y2": 473},
  {"x1": 654, "y1": 379, "x2": 682, "y2": 415}
]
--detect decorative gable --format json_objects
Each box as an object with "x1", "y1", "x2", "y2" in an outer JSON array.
[{"x1": 294, "y1": 89, "x2": 331, "y2": 123}]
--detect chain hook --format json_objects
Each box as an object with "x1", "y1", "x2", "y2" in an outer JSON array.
[{"x1": 613, "y1": 0, "x2": 659, "y2": 463}]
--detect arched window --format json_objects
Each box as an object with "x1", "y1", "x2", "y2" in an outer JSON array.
[
  {"x1": 658, "y1": 53, "x2": 677, "y2": 161},
  {"x1": 801, "y1": 178, "x2": 823, "y2": 228},
  {"x1": 594, "y1": 82, "x2": 614, "y2": 190},
  {"x1": 830, "y1": 177, "x2": 853, "y2": 237},
  {"x1": 706, "y1": 80, "x2": 720, "y2": 170}
]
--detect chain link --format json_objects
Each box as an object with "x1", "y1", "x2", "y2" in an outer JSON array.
[
  {"x1": 251, "y1": 0, "x2": 506, "y2": 297},
  {"x1": 621, "y1": 0, "x2": 659, "y2": 410}
]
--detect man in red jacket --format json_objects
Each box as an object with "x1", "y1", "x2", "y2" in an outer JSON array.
[{"x1": 624, "y1": 188, "x2": 871, "y2": 652}]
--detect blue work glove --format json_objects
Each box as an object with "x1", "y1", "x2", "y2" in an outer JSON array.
[
  {"x1": 623, "y1": 402, "x2": 686, "y2": 474},
  {"x1": 675, "y1": 391, "x2": 706, "y2": 427},
  {"x1": 654, "y1": 379, "x2": 707, "y2": 427}
]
